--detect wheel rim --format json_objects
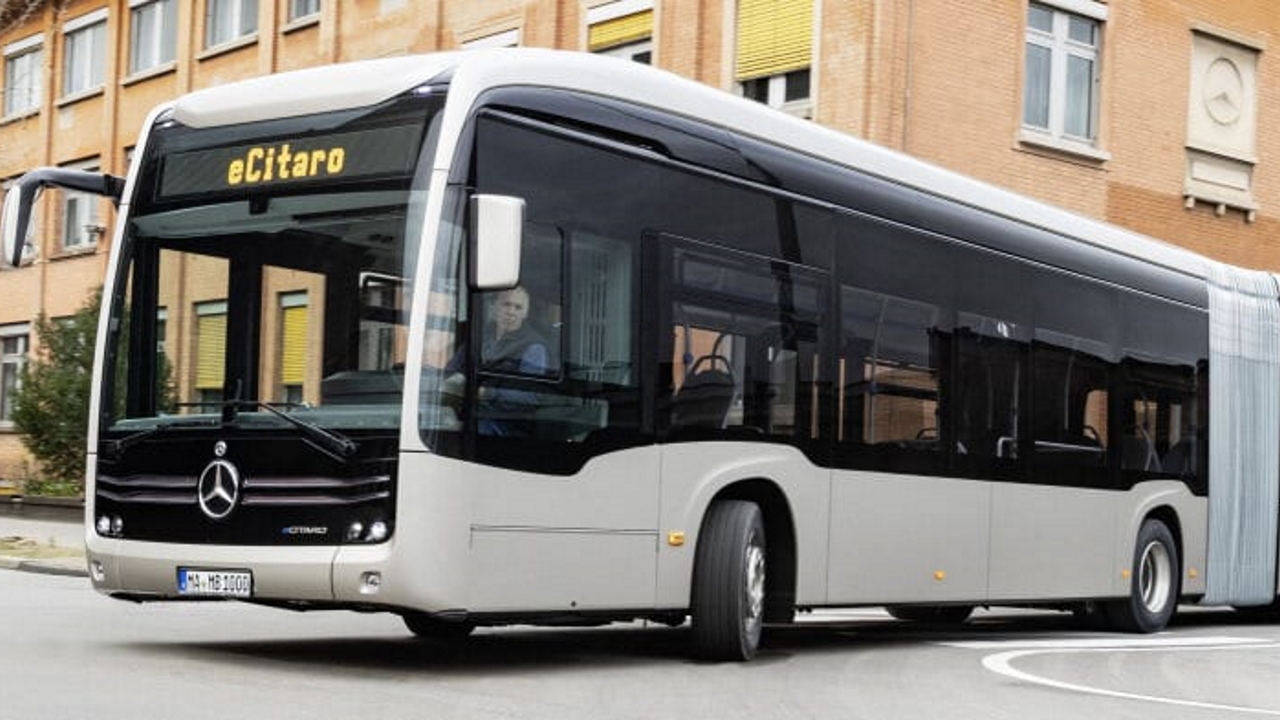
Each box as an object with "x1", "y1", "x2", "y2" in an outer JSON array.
[
  {"x1": 1138, "y1": 540, "x2": 1173, "y2": 614},
  {"x1": 742, "y1": 536, "x2": 766, "y2": 638}
]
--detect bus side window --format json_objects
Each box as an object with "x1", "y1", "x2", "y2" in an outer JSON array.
[
  {"x1": 953, "y1": 313, "x2": 1025, "y2": 479},
  {"x1": 664, "y1": 239, "x2": 827, "y2": 446},
  {"x1": 1119, "y1": 362, "x2": 1200, "y2": 483},
  {"x1": 1030, "y1": 331, "x2": 1113, "y2": 488},
  {"x1": 837, "y1": 286, "x2": 945, "y2": 474}
]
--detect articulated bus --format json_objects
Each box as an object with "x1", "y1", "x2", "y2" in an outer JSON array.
[{"x1": 3, "y1": 49, "x2": 1278, "y2": 660}]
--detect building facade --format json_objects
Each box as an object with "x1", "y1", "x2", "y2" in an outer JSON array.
[{"x1": 0, "y1": 0, "x2": 1275, "y2": 485}]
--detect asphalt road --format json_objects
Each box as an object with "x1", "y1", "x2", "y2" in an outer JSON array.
[{"x1": 2, "y1": 569, "x2": 1280, "y2": 720}]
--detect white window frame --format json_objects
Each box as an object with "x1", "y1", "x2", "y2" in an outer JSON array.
[
  {"x1": 461, "y1": 28, "x2": 520, "y2": 50},
  {"x1": 1021, "y1": 1, "x2": 1108, "y2": 158},
  {"x1": 60, "y1": 158, "x2": 103, "y2": 252},
  {"x1": 4, "y1": 34, "x2": 43, "y2": 118},
  {"x1": 0, "y1": 324, "x2": 30, "y2": 427},
  {"x1": 206, "y1": 0, "x2": 259, "y2": 49},
  {"x1": 739, "y1": 69, "x2": 812, "y2": 119},
  {"x1": 129, "y1": 0, "x2": 177, "y2": 76},
  {"x1": 62, "y1": 9, "x2": 108, "y2": 99}
]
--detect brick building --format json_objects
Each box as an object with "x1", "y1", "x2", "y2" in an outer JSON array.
[{"x1": 0, "y1": 0, "x2": 1274, "y2": 485}]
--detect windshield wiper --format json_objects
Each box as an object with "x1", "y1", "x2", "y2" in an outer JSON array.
[
  {"x1": 224, "y1": 399, "x2": 360, "y2": 461},
  {"x1": 101, "y1": 417, "x2": 221, "y2": 461}
]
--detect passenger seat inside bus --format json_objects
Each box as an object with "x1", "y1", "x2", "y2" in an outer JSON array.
[
  {"x1": 671, "y1": 355, "x2": 737, "y2": 429},
  {"x1": 1161, "y1": 438, "x2": 1196, "y2": 478},
  {"x1": 1122, "y1": 426, "x2": 1162, "y2": 473}
]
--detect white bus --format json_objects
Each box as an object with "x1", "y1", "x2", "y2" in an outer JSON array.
[{"x1": 3, "y1": 49, "x2": 1278, "y2": 660}]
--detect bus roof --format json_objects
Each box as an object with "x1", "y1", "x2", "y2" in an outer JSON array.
[{"x1": 171, "y1": 48, "x2": 1214, "y2": 281}]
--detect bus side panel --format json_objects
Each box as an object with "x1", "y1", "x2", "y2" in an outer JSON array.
[
  {"x1": 987, "y1": 484, "x2": 1117, "y2": 601},
  {"x1": 654, "y1": 443, "x2": 830, "y2": 610},
  {"x1": 464, "y1": 446, "x2": 661, "y2": 613},
  {"x1": 827, "y1": 471, "x2": 991, "y2": 605}
]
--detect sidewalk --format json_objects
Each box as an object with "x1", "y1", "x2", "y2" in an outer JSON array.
[{"x1": 0, "y1": 514, "x2": 88, "y2": 578}]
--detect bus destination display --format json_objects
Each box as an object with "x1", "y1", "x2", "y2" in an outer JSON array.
[{"x1": 159, "y1": 124, "x2": 423, "y2": 198}]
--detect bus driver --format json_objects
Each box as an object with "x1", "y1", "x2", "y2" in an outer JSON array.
[{"x1": 477, "y1": 285, "x2": 550, "y2": 436}]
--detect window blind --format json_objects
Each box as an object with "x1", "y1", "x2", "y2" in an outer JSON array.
[
  {"x1": 195, "y1": 312, "x2": 226, "y2": 390},
  {"x1": 280, "y1": 304, "x2": 307, "y2": 386},
  {"x1": 735, "y1": 0, "x2": 813, "y2": 81},
  {"x1": 589, "y1": 10, "x2": 653, "y2": 51}
]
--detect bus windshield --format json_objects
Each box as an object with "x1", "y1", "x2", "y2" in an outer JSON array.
[{"x1": 101, "y1": 90, "x2": 444, "y2": 439}]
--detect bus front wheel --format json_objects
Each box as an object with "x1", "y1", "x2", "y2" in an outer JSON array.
[
  {"x1": 691, "y1": 500, "x2": 767, "y2": 661},
  {"x1": 402, "y1": 612, "x2": 476, "y2": 641},
  {"x1": 1106, "y1": 518, "x2": 1180, "y2": 633}
]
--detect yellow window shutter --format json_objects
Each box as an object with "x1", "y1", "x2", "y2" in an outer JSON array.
[
  {"x1": 280, "y1": 304, "x2": 307, "y2": 386},
  {"x1": 735, "y1": 0, "x2": 814, "y2": 81},
  {"x1": 589, "y1": 10, "x2": 653, "y2": 51},
  {"x1": 195, "y1": 312, "x2": 226, "y2": 390}
]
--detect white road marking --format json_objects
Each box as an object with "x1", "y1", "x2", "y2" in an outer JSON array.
[
  {"x1": 945, "y1": 635, "x2": 1264, "y2": 650},
  {"x1": 963, "y1": 637, "x2": 1280, "y2": 716}
]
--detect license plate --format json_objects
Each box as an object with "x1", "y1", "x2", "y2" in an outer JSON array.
[{"x1": 177, "y1": 568, "x2": 253, "y2": 598}]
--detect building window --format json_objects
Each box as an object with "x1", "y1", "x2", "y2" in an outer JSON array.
[
  {"x1": 206, "y1": 0, "x2": 258, "y2": 48},
  {"x1": 588, "y1": 1, "x2": 652, "y2": 64},
  {"x1": 194, "y1": 300, "x2": 227, "y2": 412},
  {"x1": 290, "y1": 0, "x2": 320, "y2": 21},
  {"x1": 0, "y1": 327, "x2": 29, "y2": 425},
  {"x1": 735, "y1": 0, "x2": 813, "y2": 118},
  {"x1": 130, "y1": 0, "x2": 177, "y2": 75},
  {"x1": 60, "y1": 159, "x2": 102, "y2": 251},
  {"x1": 62, "y1": 10, "x2": 107, "y2": 98},
  {"x1": 1022, "y1": 2, "x2": 1104, "y2": 146},
  {"x1": 279, "y1": 292, "x2": 308, "y2": 404},
  {"x1": 741, "y1": 69, "x2": 810, "y2": 107},
  {"x1": 4, "y1": 35, "x2": 43, "y2": 117}
]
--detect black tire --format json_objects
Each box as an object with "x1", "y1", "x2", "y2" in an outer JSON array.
[
  {"x1": 402, "y1": 612, "x2": 476, "y2": 641},
  {"x1": 1106, "y1": 518, "x2": 1180, "y2": 633},
  {"x1": 886, "y1": 605, "x2": 974, "y2": 624},
  {"x1": 691, "y1": 500, "x2": 767, "y2": 661}
]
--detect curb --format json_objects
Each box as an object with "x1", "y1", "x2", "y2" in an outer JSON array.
[
  {"x1": 0, "y1": 555, "x2": 89, "y2": 578},
  {"x1": 0, "y1": 497, "x2": 84, "y2": 523}
]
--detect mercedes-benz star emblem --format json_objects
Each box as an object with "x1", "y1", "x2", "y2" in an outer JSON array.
[{"x1": 197, "y1": 459, "x2": 242, "y2": 520}]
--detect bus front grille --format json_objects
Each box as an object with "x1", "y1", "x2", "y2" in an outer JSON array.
[{"x1": 96, "y1": 474, "x2": 392, "y2": 507}]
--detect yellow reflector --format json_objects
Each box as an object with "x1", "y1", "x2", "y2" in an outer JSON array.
[{"x1": 667, "y1": 531, "x2": 685, "y2": 547}]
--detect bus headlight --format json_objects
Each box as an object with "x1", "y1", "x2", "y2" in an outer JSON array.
[
  {"x1": 367, "y1": 521, "x2": 388, "y2": 543},
  {"x1": 345, "y1": 522, "x2": 364, "y2": 542}
]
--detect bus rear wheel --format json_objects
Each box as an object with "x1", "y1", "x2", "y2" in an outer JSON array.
[
  {"x1": 402, "y1": 612, "x2": 476, "y2": 641},
  {"x1": 691, "y1": 500, "x2": 767, "y2": 661},
  {"x1": 1106, "y1": 518, "x2": 1180, "y2": 633}
]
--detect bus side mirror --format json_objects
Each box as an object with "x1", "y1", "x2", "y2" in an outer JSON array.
[
  {"x1": 470, "y1": 194, "x2": 524, "y2": 290},
  {"x1": 1, "y1": 183, "x2": 40, "y2": 269},
  {"x1": 1, "y1": 167, "x2": 125, "y2": 269}
]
